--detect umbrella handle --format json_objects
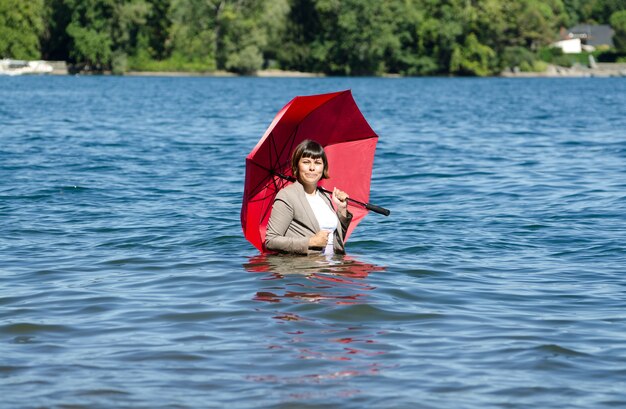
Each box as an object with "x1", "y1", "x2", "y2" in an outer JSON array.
[{"x1": 363, "y1": 202, "x2": 391, "y2": 217}]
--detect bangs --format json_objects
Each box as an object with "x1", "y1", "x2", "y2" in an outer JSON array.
[{"x1": 300, "y1": 143, "x2": 325, "y2": 159}]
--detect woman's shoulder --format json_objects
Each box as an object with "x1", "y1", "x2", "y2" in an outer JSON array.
[{"x1": 276, "y1": 182, "x2": 301, "y2": 200}]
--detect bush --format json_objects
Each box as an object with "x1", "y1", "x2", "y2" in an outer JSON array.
[
  {"x1": 111, "y1": 51, "x2": 127, "y2": 75},
  {"x1": 449, "y1": 33, "x2": 497, "y2": 76},
  {"x1": 533, "y1": 60, "x2": 548, "y2": 72},
  {"x1": 536, "y1": 46, "x2": 575, "y2": 68},
  {"x1": 595, "y1": 51, "x2": 620, "y2": 62},
  {"x1": 519, "y1": 60, "x2": 547, "y2": 72},
  {"x1": 0, "y1": 0, "x2": 44, "y2": 60},
  {"x1": 552, "y1": 55, "x2": 573, "y2": 67},
  {"x1": 501, "y1": 46, "x2": 536, "y2": 70},
  {"x1": 225, "y1": 45, "x2": 264, "y2": 75},
  {"x1": 537, "y1": 46, "x2": 564, "y2": 63},
  {"x1": 610, "y1": 10, "x2": 626, "y2": 52},
  {"x1": 127, "y1": 52, "x2": 217, "y2": 72}
]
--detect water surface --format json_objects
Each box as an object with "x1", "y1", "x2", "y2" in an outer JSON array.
[{"x1": 1, "y1": 76, "x2": 626, "y2": 408}]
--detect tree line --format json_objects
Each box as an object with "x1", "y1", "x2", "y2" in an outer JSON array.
[{"x1": 1, "y1": 0, "x2": 625, "y2": 76}]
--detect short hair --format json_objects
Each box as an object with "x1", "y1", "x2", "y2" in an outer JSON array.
[{"x1": 291, "y1": 139, "x2": 330, "y2": 181}]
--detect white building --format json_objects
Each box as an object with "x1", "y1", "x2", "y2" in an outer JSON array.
[{"x1": 552, "y1": 38, "x2": 582, "y2": 54}]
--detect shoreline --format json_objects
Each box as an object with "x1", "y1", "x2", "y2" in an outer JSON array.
[
  {"x1": 6, "y1": 61, "x2": 626, "y2": 78},
  {"x1": 500, "y1": 63, "x2": 626, "y2": 78},
  {"x1": 123, "y1": 69, "x2": 324, "y2": 78},
  {"x1": 78, "y1": 64, "x2": 626, "y2": 78}
]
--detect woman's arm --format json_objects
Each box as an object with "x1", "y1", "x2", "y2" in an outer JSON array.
[
  {"x1": 338, "y1": 209, "x2": 353, "y2": 238},
  {"x1": 332, "y1": 187, "x2": 352, "y2": 237}
]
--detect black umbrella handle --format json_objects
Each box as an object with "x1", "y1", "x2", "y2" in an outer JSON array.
[{"x1": 363, "y1": 202, "x2": 391, "y2": 217}]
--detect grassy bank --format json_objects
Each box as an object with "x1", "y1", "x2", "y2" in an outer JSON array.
[{"x1": 110, "y1": 47, "x2": 625, "y2": 78}]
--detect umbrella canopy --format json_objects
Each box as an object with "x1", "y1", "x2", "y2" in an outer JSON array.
[{"x1": 241, "y1": 90, "x2": 379, "y2": 253}]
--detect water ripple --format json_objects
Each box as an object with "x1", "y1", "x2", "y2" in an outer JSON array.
[{"x1": 1, "y1": 76, "x2": 626, "y2": 408}]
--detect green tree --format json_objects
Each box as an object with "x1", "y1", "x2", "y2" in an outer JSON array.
[
  {"x1": 384, "y1": 0, "x2": 439, "y2": 75},
  {"x1": 413, "y1": 0, "x2": 466, "y2": 75},
  {"x1": 280, "y1": 0, "x2": 415, "y2": 75},
  {"x1": 318, "y1": 0, "x2": 401, "y2": 75},
  {"x1": 506, "y1": 0, "x2": 568, "y2": 49},
  {"x1": 41, "y1": 0, "x2": 72, "y2": 61},
  {"x1": 136, "y1": 0, "x2": 286, "y2": 73},
  {"x1": 167, "y1": 0, "x2": 220, "y2": 70},
  {"x1": 32, "y1": 0, "x2": 621, "y2": 76},
  {"x1": 588, "y1": 0, "x2": 626, "y2": 23},
  {"x1": 144, "y1": 0, "x2": 171, "y2": 59},
  {"x1": 501, "y1": 45, "x2": 536, "y2": 69},
  {"x1": 255, "y1": 0, "x2": 290, "y2": 69},
  {"x1": 450, "y1": 33, "x2": 497, "y2": 76},
  {"x1": 561, "y1": 0, "x2": 586, "y2": 25},
  {"x1": 61, "y1": 0, "x2": 156, "y2": 72},
  {"x1": 112, "y1": 0, "x2": 151, "y2": 54},
  {"x1": 116, "y1": 0, "x2": 172, "y2": 70},
  {"x1": 64, "y1": 0, "x2": 115, "y2": 70},
  {"x1": 216, "y1": 0, "x2": 288, "y2": 74},
  {"x1": 111, "y1": 0, "x2": 151, "y2": 72},
  {"x1": 275, "y1": 0, "x2": 322, "y2": 72},
  {"x1": 610, "y1": 10, "x2": 626, "y2": 51},
  {"x1": 0, "y1": 0, "x2": 45, "y2": 59}
]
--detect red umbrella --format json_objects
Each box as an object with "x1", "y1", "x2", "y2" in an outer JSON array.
[{"x1": 241, "y1": 90, "x2": 389, "y2": 253}]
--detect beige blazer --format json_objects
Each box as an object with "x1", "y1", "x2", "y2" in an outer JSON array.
[{"x1": 265, "y1": 181, "x2": 353, "y2": 255}]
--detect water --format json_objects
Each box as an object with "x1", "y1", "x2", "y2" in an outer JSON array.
[{"x1": 1, "y1": 75, "x2": 626, "y2": 408}]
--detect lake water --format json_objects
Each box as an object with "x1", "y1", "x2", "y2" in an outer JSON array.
[{"x1": 1, "y1": 75, "x2": 626, "y2": 408}]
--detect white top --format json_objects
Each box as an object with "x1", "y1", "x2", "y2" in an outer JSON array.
[{"x1": 305, "y1": 190, "x2": 338, "y2": 255}]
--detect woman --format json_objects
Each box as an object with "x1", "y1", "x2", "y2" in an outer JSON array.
[{"x1": 265, "y1": 139, "x2": 352, "y2": 255}]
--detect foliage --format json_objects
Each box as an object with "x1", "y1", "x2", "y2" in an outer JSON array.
[
  {"x1": 111, "y1": 49, "x2": 128, "y2": 74},
  {"x1": 25, "y1": 0, "x2": 626, "y2": 75},
  {"x1": 594, "y1": 49, "x2": 621, "y2": 62},
  {"x1": 217, "y1": 0, "x2": 286, "y2": 74},
  {"x1": 450, "y1": 33, "x2": 497, "y2": 76},
  {"x1": 128, "y1": 51, "x2": 216, "y2": 72},
  {"x1": 0, "y1": 0, "x2": 45, "y2": 59},
  {"x1": 520, "y1": 59, "x2": 548, "y2": 72},
  {"x1": 501, "y1": 46, "x2": 537, "y2": 70},
  {"x1": 41, "y1": 0, "x2": 72, "y2": 61},
  {"x1": 312, "y1": 0, "x2": 400, "y2": 75},
  {"x1": 538, "y1": 45, "x2": 565, "y2": 62},
  {"x1": 610, "y1": 10, "x2": 626, "y2": 52},
  {"x1": 587, "y1": 0, "x2": 626, "y2": 23},
  {"x1": 167, "y1": 0, "x2": 218, "y2": 71}
]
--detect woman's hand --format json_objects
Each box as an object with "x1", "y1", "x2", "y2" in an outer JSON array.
[
  {"x1": 308, "y1": 230, "x2": 329, "y2": 248},
  {"x1": 332, "y1": 187, "x2": 348, "y2": 217}
]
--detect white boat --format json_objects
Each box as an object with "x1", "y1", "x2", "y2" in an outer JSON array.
[{"x1": 0, "y1": 59, "x2": 54, "y2": 76}]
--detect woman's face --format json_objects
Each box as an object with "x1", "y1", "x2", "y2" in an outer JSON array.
[{"x1": 298, "y1": 156, "x2": 324, "y2": 186}]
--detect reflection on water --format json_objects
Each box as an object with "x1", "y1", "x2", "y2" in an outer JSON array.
[
  {"x1": 244, "y1": 254, "x2": 384, "y2": 304},
  {"x1": 243, "y1": 255, "x2": 388, "y2": 399}
]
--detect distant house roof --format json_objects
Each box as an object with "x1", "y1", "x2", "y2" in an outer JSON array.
[{"x1": 566, "y1": 24, "x2": 614, "y2": 47}]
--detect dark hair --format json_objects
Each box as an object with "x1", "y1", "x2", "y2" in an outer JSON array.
[{"x1": 291, "y1": 139, "x2": 330, "y2": 181}]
